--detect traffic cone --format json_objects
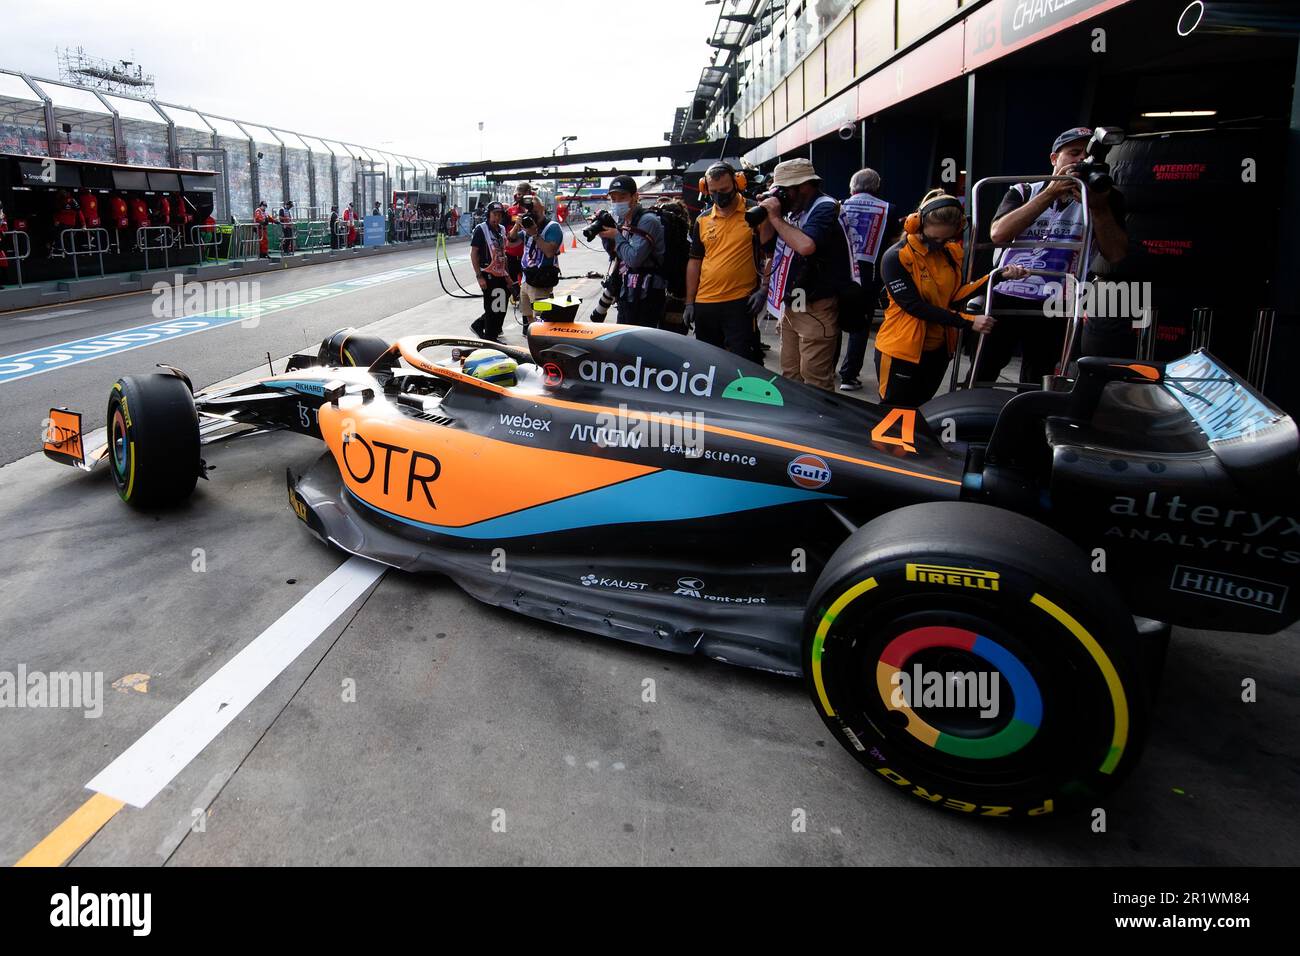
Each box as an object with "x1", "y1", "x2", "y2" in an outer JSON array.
[{"x1": 570, "y1": 235, "x2": 578, "y2": 249}]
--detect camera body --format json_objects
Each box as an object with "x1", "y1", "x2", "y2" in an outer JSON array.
[
  {"x1": 1073, "y1": 126, "x2": 1127, "y2": 194},
  {"x1": 582, "y1": 208, "x2": 618, "y2": 242},
  {"x1": 744, "y1": 185, "x2": 790, "y2": 226}
]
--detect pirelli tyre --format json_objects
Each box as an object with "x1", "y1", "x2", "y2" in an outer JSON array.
[
  {"x1": 803, "y1": 501, "x2": 1147, "y2": 820},
  {"x1": 106, "y1": 374, "x2": 200, "y2": 507}
]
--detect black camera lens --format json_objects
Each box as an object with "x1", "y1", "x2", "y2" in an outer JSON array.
[
  {"x1": 744, "y1": 205, "x2": 767, "y2": 227},
  {"x1": 582, "y1": 209, "x2": 615, "y2": 242}
]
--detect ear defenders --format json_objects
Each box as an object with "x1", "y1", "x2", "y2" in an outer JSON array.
[
  {"x1": 905, "y1": 195, "x2": 967, "y2": 234},
  {"x1": 699, "y1": 162, "x2": 747, "y2": 194}
]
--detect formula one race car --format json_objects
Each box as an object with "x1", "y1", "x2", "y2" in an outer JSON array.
[{"x1": 43, "y1": 314, "x2": 1300, "y2": 819}]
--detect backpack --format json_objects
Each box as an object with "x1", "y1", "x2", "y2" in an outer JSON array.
[{"x1": 630, "y1": 205, "x2": 689, "y2": 298}]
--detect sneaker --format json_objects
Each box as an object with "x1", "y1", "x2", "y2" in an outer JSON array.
[
  {"x1": 838, "y1": 377, "x2": 863, "y2": 392},
  {"x1": 470, "y1": 319, "x2": 486, "y2": 339}
]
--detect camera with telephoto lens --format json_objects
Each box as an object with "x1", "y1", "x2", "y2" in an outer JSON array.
[
  {"x1": 745, "y1": 185, "x2": 789, "y2": 226},
  {"x1": 582, "y1": 209, "x2": 618, "y2": 242},
  {"x1": 589, "y1": 270, "x2": 621, "y2": 322},
  {"x1": 1072, "y1": 126, "x2": 1126, "y2": 193}
]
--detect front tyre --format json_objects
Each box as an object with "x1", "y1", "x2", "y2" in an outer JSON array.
[
  {"x1": 804, "y1": 502, "x2": 1147, "y2": 820},
  {"x1": 106, "y1": 374, "x2": 200, "y2": 507}
]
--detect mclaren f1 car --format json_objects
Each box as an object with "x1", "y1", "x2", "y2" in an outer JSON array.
[{"x1": 42, "y1": 311, "x2": 1300, "y2": 820}]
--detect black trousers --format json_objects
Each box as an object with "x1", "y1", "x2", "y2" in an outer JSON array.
[
  {"x1": 874, "y1": 348, "x2": 951, "y2": 406},
  {"x1": 479, "y1": 274, "x2": 510, "y2": 338},
  {"x1": 970, "y1": 293, "x2": 1067, "y2": 385},
  {"x1": 693, "y1": 297, "x2": 755, "y2": 358},
  {"x1": 615, "y1": 289, "x2": 667, "y2": 329}
]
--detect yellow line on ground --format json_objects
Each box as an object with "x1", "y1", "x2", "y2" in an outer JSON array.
[{"x1": 13, "y1": 792, "x2": 124, "y2": 867}]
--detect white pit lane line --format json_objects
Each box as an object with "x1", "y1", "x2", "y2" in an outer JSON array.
[{"x1": 87, "y1": 556, "x2": 386, "y2": 809}]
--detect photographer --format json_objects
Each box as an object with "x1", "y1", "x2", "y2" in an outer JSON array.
[
  {"x1": 760, "y1": 158, "x2": 854, "y2": 392},
  {"x1": 685, "y1": 162, "x2": 774, "y2": 358},
  {"x1": 507, "y1": 193, "x2": 564, "y2": 322},
  {"x1": 596, "y1": 175, "x2": 667, "y2": 329},
  {"x1": 504, "y1": 182, "x2": 534, "y2": 300},
  {"x1": 978, "y1": 127, "x2": 1129, "y2": 383},
  {"x1": 470, "y1": 201, "x2": 510, "y2": 342}
]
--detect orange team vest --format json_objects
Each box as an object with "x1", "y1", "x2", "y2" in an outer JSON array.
[
  {"x1": 875, "y1": 233, "x2": 991, "y2": 365},
  {"x1": 694, "y1": 204, "x2": 760, "y2": 304}
]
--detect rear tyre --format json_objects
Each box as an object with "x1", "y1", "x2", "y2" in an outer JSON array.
[
  {"x1": 919, "y1": 387, "x2": 1014, "y2": 447},
  {"x1": 804, "y1": 501, "x2": 1147, "y2": 820},
  {"x1": 106, "y1": 374, "x2": 200, "y2": 507}
]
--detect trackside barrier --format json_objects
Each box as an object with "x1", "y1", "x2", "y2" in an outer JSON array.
[
  {"x1": 59, "y1": 227, "x2": 110, "y2": 280},
  {"x1": 189, "y1": 224, "x2": 224, "y2": 265},
  {"x1": 2, "y1": 229, "x2": 32, "y2": 287},
  {"x1": 1247, "y1": 308, "x2": 1277, "y2": 391},
  {"x1": 299, "y1": 219, "x2": 331, "y2": 253},
  {"x1": 137, "y1": 226, "x2": 177, "y2": 272},
  {"x1": 232, "y1": 221, "x2": 263, "y2": 261}
]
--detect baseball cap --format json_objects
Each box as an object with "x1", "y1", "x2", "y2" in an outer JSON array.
[
  {"x1": 485, "y1": 201, "x2": 505, "y2": 214},
  {"x1": 1052, "y1": 127, "x2": 1093, "y2": 153},
  {"x1": 607, "y1": 175, "x2": 638, "y2": 195},
  {"x1": 772, "y1": 158, "x2": 821, "y2": 188}
]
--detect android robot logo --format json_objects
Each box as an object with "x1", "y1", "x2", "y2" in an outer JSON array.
[{"x1": 721, "y1": 371, "x2": 784, "y2": 407}]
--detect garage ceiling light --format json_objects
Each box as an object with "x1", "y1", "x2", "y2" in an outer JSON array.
[{"x1": 1141, "y1": 110, "x2": 1218, "y2": 117}]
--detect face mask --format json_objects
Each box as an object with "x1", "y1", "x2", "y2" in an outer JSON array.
[
  {"x1": 609, "y1": 201, "x2": 630, "y2": 220},
  {"x1": 711, "y1": 189, "x2": 735, "y2": 209}
]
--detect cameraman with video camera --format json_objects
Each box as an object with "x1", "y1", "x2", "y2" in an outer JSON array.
[
  {"x1": 594, "y1": 176, "x2": 667, "y2": 329},
  {"x1": 507, "y1": 193, "x2": 564, "y2": 323},
  {"x1": 977, "y1": 127, "x2": 1129, "y2": 384}
]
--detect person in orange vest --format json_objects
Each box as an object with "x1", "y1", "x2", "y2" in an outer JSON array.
[
  {"x1": 873, "y1": 190, "x2": 1029, "y2": 406},
  {"x1": 253, "y1": 200, "x2": 271, "y2": 258}
]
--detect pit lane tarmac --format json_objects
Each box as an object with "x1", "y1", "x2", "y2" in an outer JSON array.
[{"x1": 2, "y1": 242, "x2": 1298, "y2": 865}]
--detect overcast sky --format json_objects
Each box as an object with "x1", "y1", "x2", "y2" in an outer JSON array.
[{"x1": 7, "y1": 0, "x2": 721, "y2": 165}]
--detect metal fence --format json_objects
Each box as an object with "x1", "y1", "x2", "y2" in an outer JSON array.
[{"x1": 1, "y1": 229, "x2": 31, "y2": 286}]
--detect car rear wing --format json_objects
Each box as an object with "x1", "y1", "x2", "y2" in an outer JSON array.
[{"x1": 43, "y1": 407, "x2": 110, "y2": 472}]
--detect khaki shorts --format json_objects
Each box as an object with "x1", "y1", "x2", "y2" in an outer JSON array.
[{"x1": 520, "y1": 282, "x2": 556, "y2": 321}]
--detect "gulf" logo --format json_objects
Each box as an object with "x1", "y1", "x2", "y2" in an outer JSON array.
[{"x1": 787, "y1": 454, "x2": 831, "y2": 490}]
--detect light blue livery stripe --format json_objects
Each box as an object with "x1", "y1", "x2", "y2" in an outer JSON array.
[{"x1": 347, "y1": 469, "x2": 839, "y2": 539}]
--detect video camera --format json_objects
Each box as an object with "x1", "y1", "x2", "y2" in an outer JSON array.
[
  {"x1": 583, "y1": 208, "x2": 618, "y2": 242},
  {"x1": 1073, "y1": 127, "x2": 1126, "y2": 193}
]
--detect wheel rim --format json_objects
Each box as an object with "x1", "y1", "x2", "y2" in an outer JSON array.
[
  {"x1": 874, "y1": 624, "x2": 1042, "y2": 760},
  {"x1": 110, "y1": 407, "x2": 128, "y2": 476}
]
